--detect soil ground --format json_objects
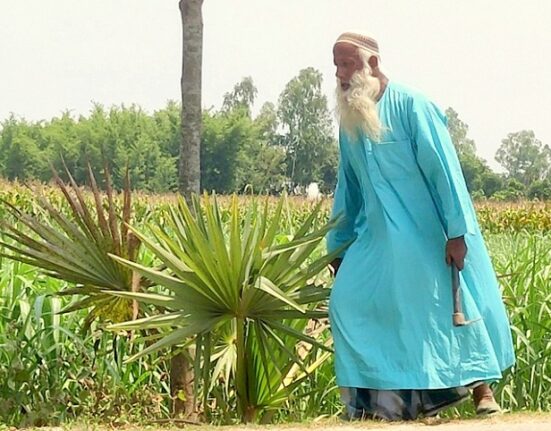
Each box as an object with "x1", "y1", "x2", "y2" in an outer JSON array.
[{"x1": 26, "y1": 412, "x2": 551, "y2": 431}]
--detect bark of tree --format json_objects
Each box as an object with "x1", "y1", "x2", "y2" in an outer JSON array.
[
  {"x1": 172, "y1": 0, "x2": 203, "y2": 420},
  {"x1": 178, "y1": 0, "x2": 203, "y2": 197},
  {"x1": 170, "y1": 349, "x2": 198, "y2": 420}
]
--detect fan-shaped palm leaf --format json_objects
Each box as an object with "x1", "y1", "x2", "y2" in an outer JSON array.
[
  {"x1": 106, "y1": 193, "x2": 347, "y2": 422},
  {"x1": 0, "y1": 163, "x2": 142, "y2": 330}
]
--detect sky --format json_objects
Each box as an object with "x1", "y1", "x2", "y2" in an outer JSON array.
[{"x1": 1, "y1": 0, "x2": 550, "y2": 170}]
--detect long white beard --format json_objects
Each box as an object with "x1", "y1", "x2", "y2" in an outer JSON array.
[{"x1": 335, "y1": 67, "x2": 382, "y2": 141}]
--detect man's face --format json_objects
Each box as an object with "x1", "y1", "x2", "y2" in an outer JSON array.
[{"x1": 333, "y1": 42, "x2": 363, "y2": 91}]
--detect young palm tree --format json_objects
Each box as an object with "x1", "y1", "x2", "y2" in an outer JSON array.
[
  {"x1": 106, "y1": 194, "x2": 346, "y2": 422},
  {"x1": 0, "y1": 164, "x2": 142, "y2": 331}
]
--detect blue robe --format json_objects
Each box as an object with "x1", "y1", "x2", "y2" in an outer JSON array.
[{"x1": 327, "y1": 81, "x2": 515, "y2": 390}]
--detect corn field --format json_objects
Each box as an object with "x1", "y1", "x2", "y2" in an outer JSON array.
[{"x1": 0, "y1": 184, "x2": 550, "y2": 427}]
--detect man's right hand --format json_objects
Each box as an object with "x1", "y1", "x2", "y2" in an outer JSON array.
[
  {"x1": 329, "y1": 258, "x2": 342, "y2": 276},
  {"x1": 446, "y1": 236, "x2": 467, "y2": 270}
]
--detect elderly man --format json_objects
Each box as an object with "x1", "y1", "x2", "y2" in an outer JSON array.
[{"x1": 327, "y1": 32, "x2": 515, "y2": 421}]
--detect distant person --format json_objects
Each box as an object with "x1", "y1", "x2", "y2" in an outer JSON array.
[{"x1": 327, "y1": 31, "x2": 515, "y2": 421}]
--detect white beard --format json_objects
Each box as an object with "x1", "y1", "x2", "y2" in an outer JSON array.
[{"x1": 335, "y1": 67, "x2": 382, "y2": 141}]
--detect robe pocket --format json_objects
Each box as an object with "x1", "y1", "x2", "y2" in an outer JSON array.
[{"x1": 372, "y1": 139, "x2": 418, "y2": 180}]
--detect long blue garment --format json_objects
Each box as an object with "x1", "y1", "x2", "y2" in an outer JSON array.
[{"x1": 327, "y1": 81, "x2": 515, "y2": 390}]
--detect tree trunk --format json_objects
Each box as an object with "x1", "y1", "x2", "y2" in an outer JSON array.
[
  {"x1": 170, "y1": 349, "x2": 198, "y2": 420},
  {"x1": 178, "y1": 0, "x2": 203, "y2": 197},
  {"x1": 172, "y1": 0, "x2": 203, "y2": 420}
]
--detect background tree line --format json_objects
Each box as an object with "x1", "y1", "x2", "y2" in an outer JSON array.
[
  {"x1": 1, "y1": 70, "x2": 550, "y2": 200},
  {"x1": 446, "y1": 108, "x2": 551, "y2": 200}
]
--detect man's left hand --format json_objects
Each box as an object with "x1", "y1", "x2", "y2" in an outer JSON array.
[
  {"x1": 446, "y1": 236, "x2": 467, "y2": 270},
  {"x1": 329, "y1": 258, "x2": 342, "y2": 276}
]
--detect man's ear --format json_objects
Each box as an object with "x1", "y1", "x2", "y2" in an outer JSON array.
[{"x1": 368, "y1": 55, "x2": 379, "y2": 72}]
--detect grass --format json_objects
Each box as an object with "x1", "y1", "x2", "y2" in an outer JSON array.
[
  {"x1": 0, "y1": 258, "x2": 172, "y2": 427},
  {"x1": 486, "y1": 233, "x2": 551, "y2": 411}
]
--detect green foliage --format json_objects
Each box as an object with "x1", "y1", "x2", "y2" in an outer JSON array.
[
  {"x1": 0, "y1": 115, "x2": 46, "y2": 181},
  {"x1": 445, "y1": 108, "x2": 504, "y2": 198},
  {"x1": 479, "y1": 170, "x2": 505, "y2": 198},
  {"x1": 181, "y1": 82, "x2": 289, "y2": 195},
  {"x1": 0, "y1": 186, "x2": 550, "y2": 425},
  {"x1": 496, "y1": 130, "x2": 551, "y2": 187},
  {"x1": 491, "y1": 178, "x2": 527, "y2": 202},
  {"x1": 487, "y1": 233, "x2": 551, "y2": 411},
  {"x1": 527, "y1": 179, "x2": 551, "y2": 201},
  {"x1": 0, "y1": 165, "x2": 143, "y2": 330},
  {"x1": 201, "y1": 109, "x2": 254, "y2": 193},
  {"x1": 106, "y1": 194, "x2": 343, "y2": 423},
  {"x1": 277, "y1": 68, "x2": 338, "y2": 192},
  {"x1": 445, "y1": 107, "x2": 477, "y2": 157},
  {"x1": 0, "y1": 74, "x2": 340, "y2": 196},
  {"x1": 222, "y1": 76, "x2": 258, "y2": 116},
  {"x1": 4, "y1": 77, "x2": 547, "y2": 200},
  {"x1": 239, "y1": 102, "x2": 288, "y2": 194},
  {"x1": 0, "y1": 104, "x2": 180, "y2": 192},
  {"x1": 476, "y1": 202, "x2": 551, "y2": 233},
  {"x1": 202, "y1": 73, "x2": 337, "y2": 195},
  {"x1": 0, "y1": 260, "x2": 171, "y2": 428}
]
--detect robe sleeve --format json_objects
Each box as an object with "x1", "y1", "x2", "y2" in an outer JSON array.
[
  {"x1": 326, "y1": 133, "x2": 363, "y2": 257},
  {"x1": 409, "y1": 97, "x2": 476, "y2": 239}
]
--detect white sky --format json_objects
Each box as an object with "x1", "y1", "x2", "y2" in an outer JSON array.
[{"x1": 1, "y1": 0, "x2": 550, "y2": 170}]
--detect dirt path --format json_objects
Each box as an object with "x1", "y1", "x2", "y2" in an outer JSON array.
[
  {"x1": 228, "y1": 414, "x2": 551, "y2": 431},
  {"x1": 325, "y1": 416, "x2": 551, "y2": 431},
  {"x1": 267, "y1": 414, "x2": 551, "y2": 431},
  {"x1": 35, "y1": 413, "x2": 551, "y2": 431}
]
